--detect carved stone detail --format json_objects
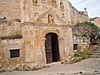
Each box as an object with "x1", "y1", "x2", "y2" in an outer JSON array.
[
  {"x1": 48, "y1": 14, "x2": 54, "y2": 23},
  {"x1": 32, "y1": 0, "x2": 38, "y2": 5}
]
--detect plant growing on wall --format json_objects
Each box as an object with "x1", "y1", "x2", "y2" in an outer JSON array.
[{"x1": 69, "y1": 46, "x2": 93, "y2": 64}]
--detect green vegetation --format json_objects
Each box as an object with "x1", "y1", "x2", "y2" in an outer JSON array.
[
  {"x1": 69, "y1": 47, "x2": 93, "y2": 64},
  {"x1": 98, "y1": 27, "x2": 100, "y2": 30},
  {"x1": 77, "y1": 21, "x2": 96, "y2": 26},
  {"x1": 75, "y1": 21, "x2": 99, "y2": 44},
  {"x1": 77, "y1": 21, "x2": 98, "y2": 33}
]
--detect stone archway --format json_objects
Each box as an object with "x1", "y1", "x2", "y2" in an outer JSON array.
[{"x1": 45, "y1": 32, "x2": 60, "y2": 64}]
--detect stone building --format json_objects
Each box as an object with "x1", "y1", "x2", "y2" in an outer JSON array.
[
  {"x1": 72, "y1": 27, "x2": 90, "y2": 51},
  {"x1": 0, "y1": 0, "x2": 89, "y2": 66},
  {"x1": 90, "y1": 17, "x2": 100, "y2": 27}
]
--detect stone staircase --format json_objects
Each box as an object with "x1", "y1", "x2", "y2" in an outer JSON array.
[{"x1": 91, "y1": 44, "x2": 100, "y2": 58}]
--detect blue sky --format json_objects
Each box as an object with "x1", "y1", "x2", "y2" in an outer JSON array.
[{"x1": 69, "y1": 0, "x2": 100, "y2": 18}]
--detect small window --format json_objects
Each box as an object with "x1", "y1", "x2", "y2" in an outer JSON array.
[
  {"x1": 10, "y1": 49, "x2": 20, "y2": 58},
  {"x1": 73, "y1": 44, "x2": 78, "y2": 50}
]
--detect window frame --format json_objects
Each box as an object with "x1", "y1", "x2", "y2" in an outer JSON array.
[{"x1": 10, "y1": 49, "x2": 20, "y2": 58}]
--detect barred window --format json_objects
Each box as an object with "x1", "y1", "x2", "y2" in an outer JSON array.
[{"x1": 10, "y1": 49, "x2": 20, "y2": 58}]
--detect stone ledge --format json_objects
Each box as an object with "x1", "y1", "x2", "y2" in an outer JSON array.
[{"x1": 0, "y1": 34, "x2": 22, "y2": 40}]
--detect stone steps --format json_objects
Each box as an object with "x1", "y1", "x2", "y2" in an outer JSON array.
[
  {"x1": 93, "y1": 51, "x2": 100, "y2": 53},
  {"x1": 91, "y1": 44, "x2": 100, "y2": 58},
  {"x1": 91, "y1": 53, "x2": 100, "y2": 58},
  {"x1": 91, "y1": 55, "x2": 100, "y2": 58}
]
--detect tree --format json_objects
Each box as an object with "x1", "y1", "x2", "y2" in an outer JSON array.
[{"x1": 74, "y1": 21, "x2": 99, "y2": 44}]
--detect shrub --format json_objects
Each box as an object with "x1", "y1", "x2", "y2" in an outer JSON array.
[
  {"x1": 82, "y1": 47, "x2": 93, "y2": 59},
  {"x1": 70, "y1": 47, "x2": 93, "y2": 64}
]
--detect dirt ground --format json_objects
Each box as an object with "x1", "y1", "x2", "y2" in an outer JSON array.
[{"x1": 0, "y1": 58, "x2": 100, "y2": 75}]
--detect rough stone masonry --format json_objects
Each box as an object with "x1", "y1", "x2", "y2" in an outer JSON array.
[{"x1": 0, "y1": 0, "x2": 89, "y2": 68}]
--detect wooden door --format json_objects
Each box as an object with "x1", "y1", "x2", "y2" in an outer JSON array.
[
  {"x1": 45, "y1": 34, "x2": 53, "y2": 63},
  {"x1": 51, "y1": 34, "x2": 60, "y2": 62}
]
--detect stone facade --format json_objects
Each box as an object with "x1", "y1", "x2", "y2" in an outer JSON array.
[
  {"x1": 0, "y1": 0, "x2": 89, "y2": 66},
  {"x1": 0, "y1": 0, "x2": 20, "y2": 20}
]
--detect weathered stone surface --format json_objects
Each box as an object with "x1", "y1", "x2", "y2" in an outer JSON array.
[
  {"x1": 0, "y1": 63, "x2": 49, "y2": 72},
  {"x1": 6, "y1": 65, "x2": 16, "y2": 72},
  {"x1": 0, "y1": 20, "x2": 22, "y2": 39},
  {"x1": 0, "y1": 0, "x2": 20, "y2": 20},
  {"x1": 0, "y1": 0, "x2": 89, "y2": 68},
  {"x1": 0, "y1": 68, "x2": 6, "y2": 72}
]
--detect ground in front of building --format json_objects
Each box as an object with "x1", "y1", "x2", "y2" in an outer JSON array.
[{"x1": 0, "y1": 58, "x2": 100, "y2": 75}]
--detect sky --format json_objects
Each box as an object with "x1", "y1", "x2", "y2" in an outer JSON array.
[{"x1": 69, "y1": 0, "x2": 100, "y2": 18}]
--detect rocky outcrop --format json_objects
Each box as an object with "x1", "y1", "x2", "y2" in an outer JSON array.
[{"x1": 0, "y1": 63, "x2": 49, "y2": 72}]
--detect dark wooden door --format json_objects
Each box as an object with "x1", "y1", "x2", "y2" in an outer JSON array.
[
  {"x1": 51, "y1": 34, "x2": 60, "y2": 62},
  {"x1": 45, "y1": 34, "x2": 53, "y2": 63}
]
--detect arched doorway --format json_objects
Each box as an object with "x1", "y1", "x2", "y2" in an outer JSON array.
[{"x1": 45, "y1": 33, "x2": 60, "y2": 63}]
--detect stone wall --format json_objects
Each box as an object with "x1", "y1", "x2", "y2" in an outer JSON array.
[
  {"x1": 0, "y1": 19, "x2": 22, "y2": 39},
  {"x1": 0, "y1": 40, "x2": 9, "y2": 67},
  {"x1": 1, "y1": 39, "x2": 23, "y2": 65},
  {"x1": 90, "y1": 17, "x2": 100, "y2": 27},
  {"x1": 73, "y1": 35, "x2": 90, "y2": 51},
  {"x1": 0, "y1": 0, "x2": 20, "y2": 20},
  {"x1": 69, "y1": 2, "x2": 89, "y2": 25}
]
